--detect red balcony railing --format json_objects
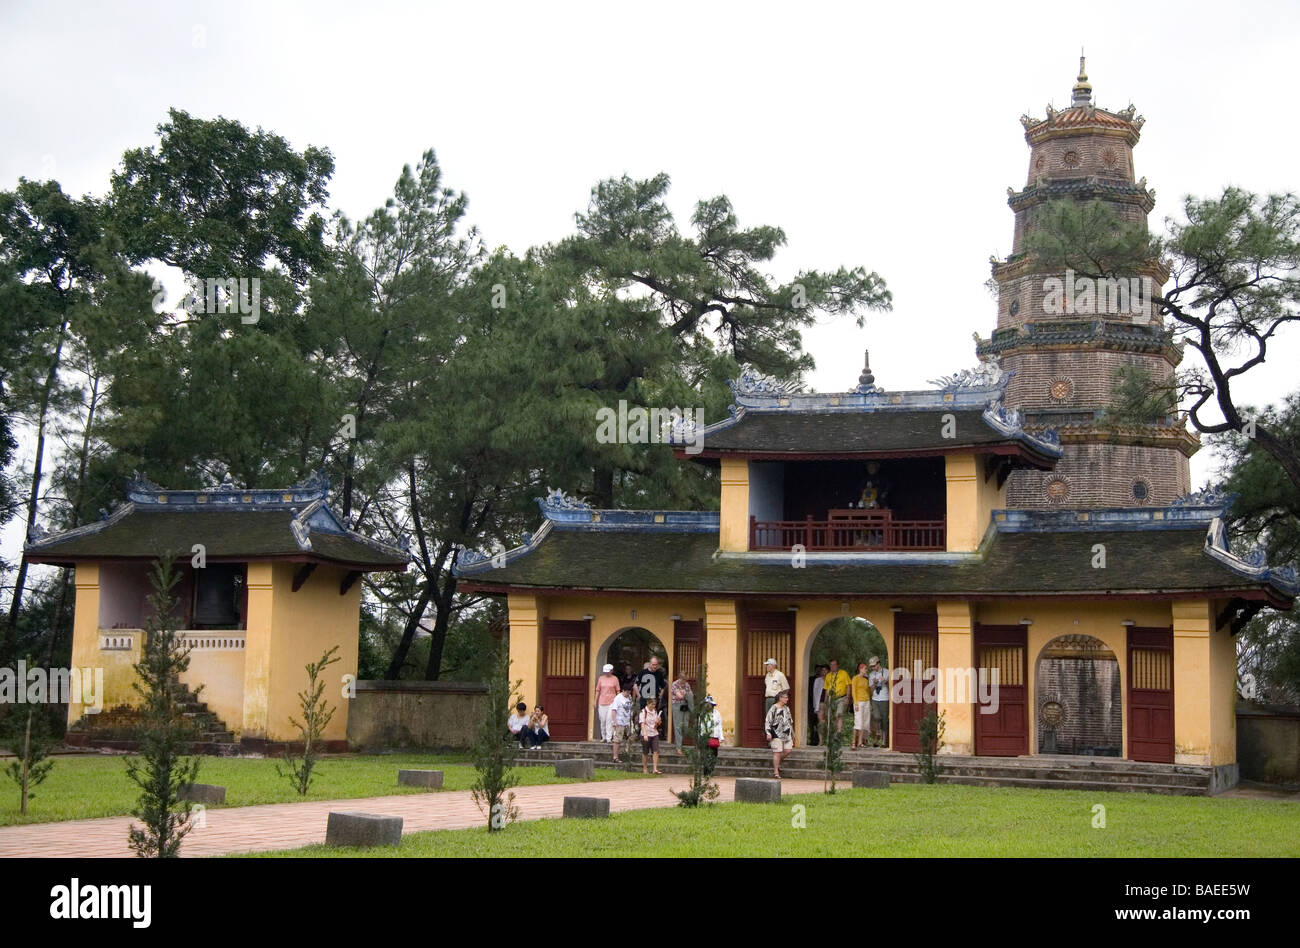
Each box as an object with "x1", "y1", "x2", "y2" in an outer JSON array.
[{"x1": 749, "y1": 512, "x2": 946, "y2": 552}]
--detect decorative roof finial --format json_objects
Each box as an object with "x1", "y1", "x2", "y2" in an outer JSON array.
[
  {"x1": 1071, "y1": 51, "x2": 1092, "y2": 108},
  {"x1": 856, "y1": 350, "x2": 882, "y2": 394}
]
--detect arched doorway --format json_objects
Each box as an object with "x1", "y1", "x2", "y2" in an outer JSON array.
[
  {"x1": 594, "y1": 627, "x2": 669, "y2": 739},
  {"x1": 1035, "y1": 634, "x2": 1122, "y2": 756},
  {"x1": 807, "y1": 616, "x2": 889, "y2": 747}
]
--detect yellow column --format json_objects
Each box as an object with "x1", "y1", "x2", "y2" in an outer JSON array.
[
  {"x1": 1173, "y1": 600, "x2": 1232, "y2": 766},
  {"x1": 241, "y1": 561, "x2": 275, "y2": 740},
  {"x1": 67, "y1": 564, "x2": 101, "y2": 728},
  {"x1": 508, "y1": 594, "x2": 542, "y2": 708},
  {"x1": 704, "y1": 599, "x2": 741, "y2": 744},
  {"x1": 944, "y1": 454, "x2": 979, "y2": 552},
  {"x1": 936, "y1": 600, "x2": 974, "y2": 754},
  {"x1": 719, "y1": 457, "x2": 750, "y2": 552}
]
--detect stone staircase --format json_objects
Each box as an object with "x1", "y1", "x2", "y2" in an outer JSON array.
[
  {"x1": 517, "y1": 741, "x2": 1216, "y2": 796},
  {"x1": 65, "y1": 678, "x2": 238, "y2": 756}
]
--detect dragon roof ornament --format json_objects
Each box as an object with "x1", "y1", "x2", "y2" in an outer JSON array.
[
  {"x1": 729, "y1": 366, "x2": 802, "y2": 398},
  {"x1": 928, "y1": 358, "x2": 1010, "y2": 391}
]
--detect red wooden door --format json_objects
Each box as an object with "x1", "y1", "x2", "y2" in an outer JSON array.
[
  {"x1": 742, "y1": 611, "x2": 794, "y2": 748},
  {"x1": 1128, "y1": 626, "x2": 1174, "y2": 763},
  {"x1": 893, "y1": 614, "x2": 937, "y2": 753},
  {"x1": 673, "y1": 619, "x2": 705, "y2": 746},
  {"x1": 974, "y1": 624, "x2": 1028, "y2": 756},
  {"x1": 541, "y1": 619, "x2": 589, "y2": 741}
]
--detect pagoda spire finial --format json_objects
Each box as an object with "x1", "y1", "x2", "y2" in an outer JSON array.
[{"x1": 1071, "y1": 51, "x2": 1092, "y2": 107}]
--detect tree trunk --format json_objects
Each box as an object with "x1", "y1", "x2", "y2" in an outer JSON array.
[
  {"x1": 593, "y1": 465, "x2": 614, "y2": 508},
  {"x1": 5, "y1": 322, "x2": 68, "y2": 656},
  {"x1": 423, "y1": 567, "x2": 457, "y2": 681},
  {"x1": 384, "y1": 583, "x2": 432, "y2": 680}
]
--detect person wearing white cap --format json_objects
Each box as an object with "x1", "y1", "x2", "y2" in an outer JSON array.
[
  {"x1": 701, "y1": 694, "x2": 723, "y2": 776},
  {"x1": 594, "y1": 662, "x2": 621, "y2": 742},
  {"x1": 763, "y1": 658, "x2": 789, "y2": 716}
]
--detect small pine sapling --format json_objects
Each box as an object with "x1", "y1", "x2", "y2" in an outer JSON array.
[
  {"x1": 470, "y1": 642, "x2": 521, "y2": 831},
  {"x1": 277, "y1": 645, "x2": 341, "y2": 796},
  {"x1": 3, "y1": 705, "x2": 55, "y2": 814},
  {"x1": 125, "y1": 556, "x2": 202, "y2": 857}
]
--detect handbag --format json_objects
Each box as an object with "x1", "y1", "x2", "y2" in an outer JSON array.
[{"x1": 707, "y1": 737, "x2": 720, "y2": 749}]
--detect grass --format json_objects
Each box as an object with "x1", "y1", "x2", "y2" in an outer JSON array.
[
  {"x1": 247, "y1": 784, "x2": 1300, "y2": 858},
  {"x1": 0, "y1": 752, "x2": 646, "y2": 826}
]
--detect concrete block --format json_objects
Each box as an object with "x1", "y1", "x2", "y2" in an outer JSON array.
[
  {"x1": 734, "y1": 777, "x2": 782, "y2": 803},
  {"x1": 554, "y1": 758, "x2": 595, "y2": 780},
  {"x1": 562, "y1": 796, "x2": 610, "y2": 818},
  {"x1": 179, "y1": 783, "x2": 226, "y2": 805},
  {"x1": 851, "y1": 770, "x2": 891, "y2": 789},
  {"x1": 397, "y1": 769, "x2": 444, "y2": 790},
  {"x1": 325, "y1": 811, "x2": 403, "y2": 848}
]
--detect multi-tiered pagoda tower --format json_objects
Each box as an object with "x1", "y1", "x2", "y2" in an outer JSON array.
[{"x1": 976, "y1": 59, "x2": 1197, "y2": 508}]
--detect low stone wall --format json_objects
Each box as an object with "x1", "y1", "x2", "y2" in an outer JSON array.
[
  {"x1": 1237, "y1": 703, "x2": 1300, "y2": 786},
  {"x1": 347, "y1": 680, "x2": 488, "y2": 751}
]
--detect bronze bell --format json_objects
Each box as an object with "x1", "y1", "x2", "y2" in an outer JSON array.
[{"x1": 193, "y1": 564, "x2": 242, "y2": 627}]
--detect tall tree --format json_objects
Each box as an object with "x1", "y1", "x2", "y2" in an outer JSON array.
[
  {"x1": 0, "y1": 180, "x2": 142, "y2": 655},
  {"x1": 553, "y1": 173, "x2": 892, "y2": 505},
  {"x1": 1218, "y1": 394, "x2": 1300, "y2": 702}
]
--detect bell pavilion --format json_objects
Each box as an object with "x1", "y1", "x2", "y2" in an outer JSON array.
[
  {"x1": 456, "y1": 62, "x2": 1298, "y2": 790},
  {"x1": 24, "y1": 472, "x2": 408, "y2": 753}
]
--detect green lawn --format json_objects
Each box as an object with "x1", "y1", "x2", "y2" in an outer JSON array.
[
  {"x1": 248, "y1": 784, "x2": 1300, "y2": 858},
  {"x1": 0, "y1": 753, "x2": 645, "y2": 826}
]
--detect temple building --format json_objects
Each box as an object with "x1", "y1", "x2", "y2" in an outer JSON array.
[
  {"x1": 24, "y1": 473, "x2": 408, "y2": 752},
  {"x1": 456, "y1": 65, "x2": 1298, "y2": 789}
]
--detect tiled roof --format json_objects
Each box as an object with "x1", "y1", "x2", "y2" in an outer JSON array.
[{"x1": 457, "y1": 522, "x2": 1292, "y2": 603}]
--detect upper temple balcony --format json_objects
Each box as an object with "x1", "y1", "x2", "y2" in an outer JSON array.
[{"x1": 670, "y1": 356, "x2": 1063, "y2": 555}]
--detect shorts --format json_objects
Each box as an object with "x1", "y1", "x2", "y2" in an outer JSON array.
[
  {"x1": 854, "y1": 704, "x2": 871, "y2": 730},
  {"x1": 770, "y1": 737, "x2": 793, "y2": 751},
  {"x1": 612, "y1": 724, "x2": 629, "y2": 743},
  {"x1": 872, "y1": 701, "x2": 889, "y2": 724},
  {"x1": 642, "y1": 735, "x2": 660, "y2": 753}
]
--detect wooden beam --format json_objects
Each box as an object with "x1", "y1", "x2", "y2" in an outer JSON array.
[
  {"x1": 339, "y1": 570, "x2": 362, "y2": 596},
  {"x1": 291, "y1": 562, "x2": 316, "y2": 592}
]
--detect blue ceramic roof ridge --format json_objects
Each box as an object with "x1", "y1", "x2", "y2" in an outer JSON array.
[
  {"x1": 661, "y1": 361, "x2": 1062, "y2": 458},
  {"x1": 25, "y1": 472, "x2": 410, "y2": 563}
]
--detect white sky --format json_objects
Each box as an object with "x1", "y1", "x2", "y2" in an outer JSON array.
[{"x1": 3, "y1": 0, "x2": 1299, "y2": 568}]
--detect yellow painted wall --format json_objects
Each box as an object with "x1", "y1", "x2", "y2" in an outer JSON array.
[
  {"x1": 936, "y1": 600, "x2": 974, "y2": 753},
  {"x1": 241, "y1": 562, "x2": 275, "y2": 739},
  {"x1": 719, "y1": 457, "x2": 750, "y2": 552},
  {"x1": 943, "y1": 454, "x2": 1004, "y2": 552},
  {"x1": 1172, "y1": 599, "x2": 1235, "y2": 766},
  {"x1": 704, "y1": 599, "x2": 742, "y2": 743},
  {"x1": 180, "y1": 642, "x2": 246, "y2": 739},
  {"x1": 263, "y1": 562, "x2": 360, "y2": 743},
  {"x1": 507, "y1": 595, "x2": 542, "y2": 712}
]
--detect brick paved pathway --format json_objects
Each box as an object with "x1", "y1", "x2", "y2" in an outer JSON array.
[{"x1": 0, "y1": 775, "x2": 825, "y2": 858}]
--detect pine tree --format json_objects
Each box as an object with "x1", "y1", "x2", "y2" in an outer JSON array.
[
  {"x1": 2, "y1": 706, "x2": 55, "y2": 815},
  {"x1": 470, "y1": 642, "x2": 521, "y2": 831},
  {"x1": 277, "y1": 645, "x2": 340, "y2": 795},
  {"x1": 125, "y1": 556, "x2": 201, "y2": 857}
]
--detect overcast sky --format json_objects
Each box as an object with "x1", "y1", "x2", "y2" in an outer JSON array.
[{"x1": 3, "y1": 0, "x2": 1298, "y2": 563}]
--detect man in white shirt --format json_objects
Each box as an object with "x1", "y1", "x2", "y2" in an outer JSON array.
[
  {"x1": 764, "y1": 658, "x2": 790, "y2": 715},
  {"x1": 609, "y1": 686, "x2": 634, "y2": 763},
  {"x1": 507, "y1": 702, "x2": 530, "y2": 748}
]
